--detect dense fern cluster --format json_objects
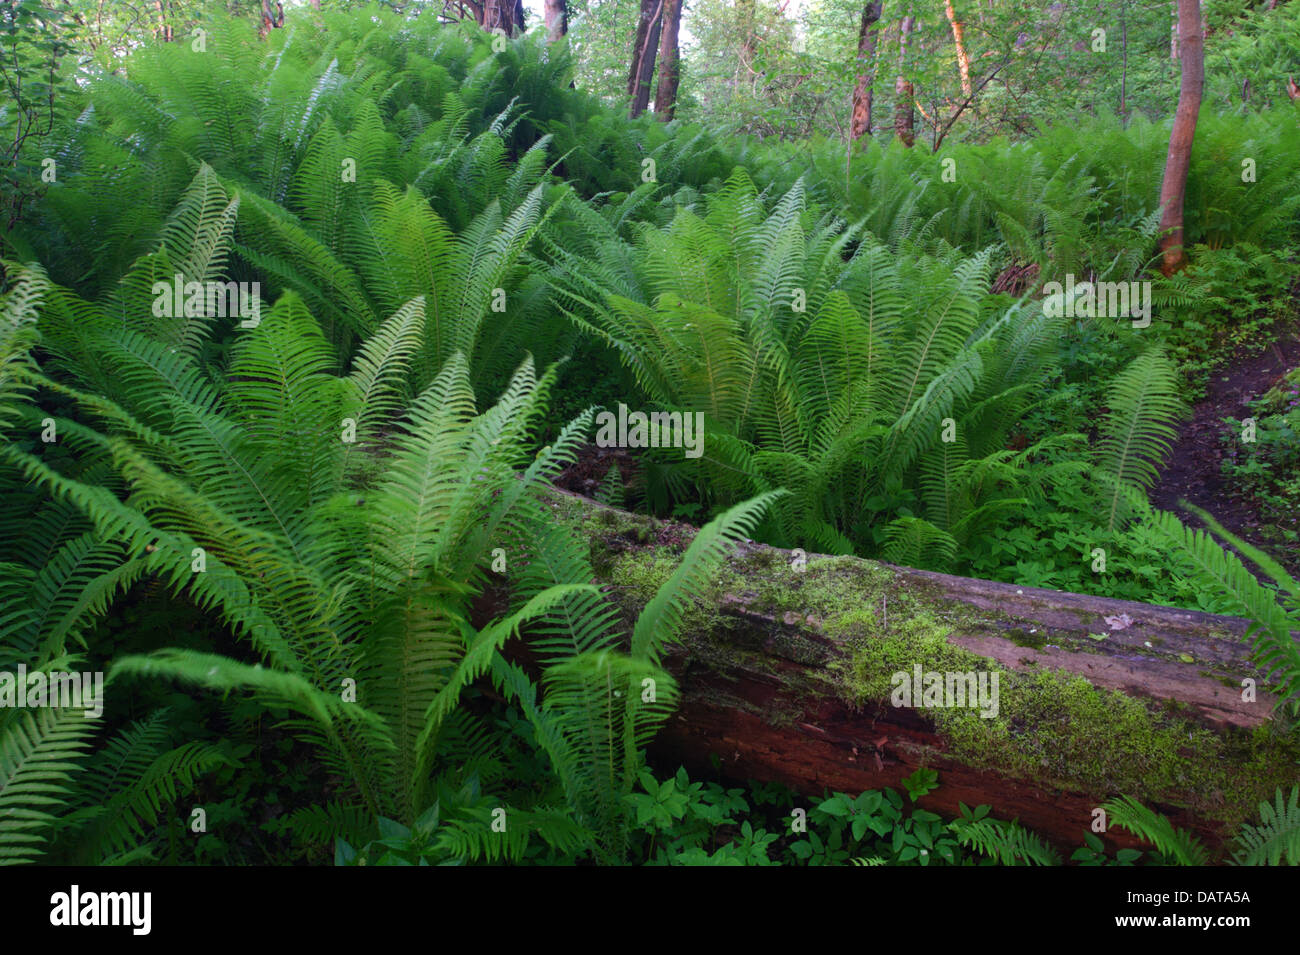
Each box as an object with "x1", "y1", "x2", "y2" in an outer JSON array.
[
  {"x1": 547, "y1": 171, "x2": 1073, "y2": 560},
  {"x1": 0, "y1": 238, "x2": 781, "y2": 863},
  {"x1": 1, "y1": 9, "x2": 1297, "y2": 866}
]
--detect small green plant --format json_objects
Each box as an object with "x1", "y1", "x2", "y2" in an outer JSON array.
[
  {"x1": 1070, "y1": 833, "x2": 1144, "y2": 867},
  {"x1": 1148, "y1": 502, "x2": 1300, "y2": 709},
  {"x1": 1231, "y1": 785, "x2": 1300, "y2": 866}
]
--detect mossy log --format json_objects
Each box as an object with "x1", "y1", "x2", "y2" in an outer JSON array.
[{"x1": 542, "y1": 489, "x2": 1299, "y2": 855}]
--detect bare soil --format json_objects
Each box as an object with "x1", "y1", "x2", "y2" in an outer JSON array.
[{"x1": 1151, "y1": 319, "x2": 1300, "y2": 574}]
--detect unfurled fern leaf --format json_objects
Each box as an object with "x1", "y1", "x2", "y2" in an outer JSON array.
[
  {"x1": 62, "y1": 737, "x2": 230, "y2": 863},
  {"x1": 0, "y1": 260, "x2": 47, "y2": 433},
  {"x1": 1147, "y1": 505, "x2": 1300, "y2": 708},
  {"x1": 1231, "y1": 786, "x2": 1300, "y2": 866},
  {"x1": 1100, "y1": 795, "x2": 1210, "y2": 866},
  {"x1": 882, "y1": 517, "x2": 958, "y2": 571},
  {"x1": 1095, "y1": 350, "x2": 1185, "y2": 531},
  {"x1": 594, "y1": 463, "x2": 625, "y2": 508},
  {"x1": 631, "y1": 491, "x2": 784, "y2": 666},
  {"x1": 0, "y1": 706, "x2": 99, "y2": 866},
  {"x1": 952, "y1": 816, "x2": 1061, "y2": 866}
]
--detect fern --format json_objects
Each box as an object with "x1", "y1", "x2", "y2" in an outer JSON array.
[
  {"x1": 1095, "y1": 349, "x2": 1186, "y2": 531},
  {"x1": 1100, "y1": 795, "x2": 1211, "y2": 866},
  {"x1": 57, "y1": 728, "x2": 231, "y2": 863},
  {"x1": 0, "y1": 706, "x2": 100, "y2": 866},
  {"x1": 1147, "y1": 505, "x2": 1300, "y2": 707},
  {"x1": 1231, "y1": 786, "x2": 1300, "y2": 866},
  {"x1": 952, "y1": 816, "x2": 1062, "y2": 866}
]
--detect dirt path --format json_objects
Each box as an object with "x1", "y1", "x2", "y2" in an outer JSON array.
[{"x1": 1151, "y1": 319, "x2": 1300, "y2": 570}]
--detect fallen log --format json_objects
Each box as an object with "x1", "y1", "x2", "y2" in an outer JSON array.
[{"x1": 545, "y1": 489, "x2": 1300, "y2": 857}]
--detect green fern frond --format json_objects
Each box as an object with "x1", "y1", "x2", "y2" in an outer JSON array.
[
  {"x1": 0, "y1": 707, "x2": 100, "y2": 866},
  {"x1": 1100, "y1": 795, "x2": 1210, "y2": 866},
  {"x1": 1231, "y1": 786, "x2": 1300, "y2": 866},
  {"x1": 1146, "y1": 507, "x2": 1300, "y2": 706},
  {"x1": 631, "y1": 491, "x2": 784, "y2": 665},
  {"x1": 1096, "y1": 350, "x2": 1185, "y2": 531},
  {"x1": 951, "y1": 816, "x2": 1061, "y2": 866}
]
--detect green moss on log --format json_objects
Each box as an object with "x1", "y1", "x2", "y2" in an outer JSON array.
[{"x1": 556, "y1": 495, "x2": 1300, "y2": 828}]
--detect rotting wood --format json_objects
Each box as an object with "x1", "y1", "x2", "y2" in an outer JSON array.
[{"x1": 533, "y1": 488, "x2": 1300, "y2": 855}]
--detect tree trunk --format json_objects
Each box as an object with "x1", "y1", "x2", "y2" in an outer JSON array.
[
  {"x1": 481, "y1": 0, "x2": 525, "y2": 35},
  {"x1": 259, "y1": 0, "x2": 285, "y2": 38},
  {"x1": 894, "y1": 14, "x2": 916, "y2": 147},
  {"x1": 944, "y1": 0, "x2": 973, "y2": 98},
  {"x1": 1157, "y1": 0, "x2": 1204, "y2": 276},
  {"x1": 738, "y1": 0, "x2": 758, "y2": 82},
  {"x1": 154, "y1": 0, "x2": 173, "y2": 41},
  {"x1": 628, "y1": 0, "x2": 664, "y2": 118},
  {"x1": 1120, "y1": 0, "x2": 1128, "y2": 122},
  {"x1": 850, "y1": 2, "x2": 884, "y2": 140},
  {"x1": 654, "y1": 0, "x2": 684, "y2": 120},
  {"x1": 534, "y1": 489, "x2": 1299, "y2": 855},
  {"x1": 544, "y1": 0, "x2": 568, "y2": 41}
]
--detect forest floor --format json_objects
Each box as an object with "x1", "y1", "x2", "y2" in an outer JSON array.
[
  {"x1": 1152, "y1": 317, "x2": 1300, "y2": 578},
  {"x1": 554, "y1": 444, "x2": 638, "y2": 500}
]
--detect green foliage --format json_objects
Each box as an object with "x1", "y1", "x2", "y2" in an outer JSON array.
[
  {"x1": 50, "y1": 710, "x2": 231, "y2": 864},
  {"x1": 950, "y1": 807, "x2": 1061, "y2": 867},
  {"x1": 1218, "y1": 372, "x2": 1300, "y2": 555},
  {"x1": 550, "y1": 169, "x2": 1072, "y2": 568},
  {"x1": 1071, "y1": 832, "x2": 1144, "y2": 867},
  {"x1": 0, "y1": 705, "x2": 99, "y2": 865},
  {"x1": 3, "y1": 4, "x2": 1299, "y2": 869},
  {"x1": 1147, "y1": 503, "x2": 1300, "y2": 709},
  {"x1": 3, "y1": 166, "x2": 778, "y2": 861},
  {"x1": 1231, "y1": 786, "x2": 1300, "y2": 867},
  {"x1": 1095, "y1": 349, "x2": 1185, "y2": 531},
  {"x1": 1099, "y1": 795, "x2": 1211, "y2": 866}
]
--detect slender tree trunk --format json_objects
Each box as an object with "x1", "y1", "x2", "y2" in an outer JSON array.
[
  {"x1": 738, "y1": 0, "x2": 758, "y2": 84},
  {"x1": 544, "y1": 0, "x2": 568, "y2": 41},
  {"x1": 655, "y1": 0, "x2": 684, "y2": 120},
  {"x1": 895, "y1": 14, "x2": 916, "y2": 147},
  {"x1": 1120, "y1": 0, "x2": 1128, "y2": 122},
  {"x1": 628, "y1": 0, "x2": 664, "y2": 118},
  {"x1": 850, "y1": 2, "x2": 884, "y2": 140},
  {"x1": 1158, "y1": 0, "x2": 1204, "y2": 276},
  {"x1": 1170, "y1": 1, "x2": 1179, "y2": 60},
  {"x1": 943, "y1": 0, "x2": 972, "y2": 97},
  {"x1": 154, "y1": 0, "x2": 173, "y2": 41}
]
